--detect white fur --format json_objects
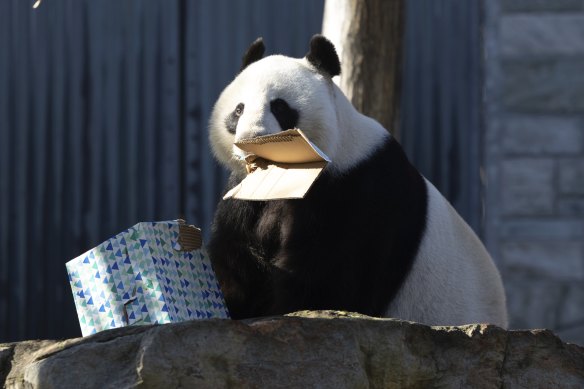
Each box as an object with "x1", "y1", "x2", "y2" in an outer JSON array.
[
  {"x1": 386, "y1": 179, "x2": 508, "y2": 328},
  {"x1": 209, "y1": 55, "x2": 388, "y2": 176}
]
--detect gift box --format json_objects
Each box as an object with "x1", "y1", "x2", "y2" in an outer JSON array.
[{"x1": 66, "y1": 220, "x2": 230, "y2": 336}]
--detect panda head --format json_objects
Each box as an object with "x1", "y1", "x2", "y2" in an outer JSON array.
[{"x1": 209, "y1": 35, "x2": 388, "y2": 176}]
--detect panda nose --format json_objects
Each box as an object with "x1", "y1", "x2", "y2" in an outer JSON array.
[
  {"x1": 234, "y1": 119, "x2": 269, "y2": 141},
  {"x1": 235, "y1": 129, "x2": 260, "y2": 142}
]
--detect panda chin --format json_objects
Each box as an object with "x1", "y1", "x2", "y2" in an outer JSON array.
[
  {"x1": 228, "y1": 159, "x2": 248, "y2": 177},
  {"x1": 225, "y1": 154, "x2": 249, "y2": 179}
]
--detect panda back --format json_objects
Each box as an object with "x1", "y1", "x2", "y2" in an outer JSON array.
[{"x1": 385, "y1": 179, "x2": 508, "y2": 328}]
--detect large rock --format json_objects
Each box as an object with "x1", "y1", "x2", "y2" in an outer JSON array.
[{"x1": 1, "y1": 311, "x2": 583, "y2": 388}]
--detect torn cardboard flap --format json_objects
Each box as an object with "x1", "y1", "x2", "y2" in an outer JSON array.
[{"x1": 224, "y1": 129, "x2": 330, "y2": 200}]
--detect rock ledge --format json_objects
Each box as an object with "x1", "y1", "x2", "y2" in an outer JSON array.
[{"x1": 1, "y1": 311, "x2": 583, "y2": 388}]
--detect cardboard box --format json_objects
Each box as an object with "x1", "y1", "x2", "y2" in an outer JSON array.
[
  {"x1": 66, "y1": 220, "x2": 230, "y2": 336},
  {"x1": 224, "y1": 129, "x2": 331, "y2": 200}
]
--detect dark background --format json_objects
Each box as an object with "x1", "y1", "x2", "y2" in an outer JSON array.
[{"x1": 0, "y1": 0, "x2": 481, "y2": 342}]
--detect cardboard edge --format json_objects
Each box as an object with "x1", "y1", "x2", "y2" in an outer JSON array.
[
  {"x1": 295, "y1": 129, "x2": 331, "y2": 163},
  {"x1": 223, "y1": 160, "x2": 327, "y2": 201}
]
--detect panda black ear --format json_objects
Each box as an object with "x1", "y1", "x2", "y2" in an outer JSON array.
[
  {"x1": 306, "y1": 35, "x2": 341, "y2": 77},
  {"x1": 240, "y1": 37, "x2": 265, "y2": 72}
]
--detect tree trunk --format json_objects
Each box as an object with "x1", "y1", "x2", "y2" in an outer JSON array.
[{"x1": 322, "y1": 0, "x2": 404, "y2": 138}]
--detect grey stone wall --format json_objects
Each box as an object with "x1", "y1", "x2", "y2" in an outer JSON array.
[{"x1": 484, "y1": 0, "x2": 584, "y2": 345}]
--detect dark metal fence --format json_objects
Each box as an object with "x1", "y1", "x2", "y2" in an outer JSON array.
[
  {"x1": 401, "y1": 0, "x2": 483, "y2": 233},
  {"x1": 0, "y1": 0, "x2": 324, "y2": 342},
  {"x1": 0, "y1": 0, "x2": 480, "y2": 342}
]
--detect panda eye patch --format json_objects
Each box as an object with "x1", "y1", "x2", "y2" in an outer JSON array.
[
  {"x1": 270, "y1": 98, "x2": 299, "y2": 131},
  {"x1": 224, "y1": 102, "x2": 245, "y2": 134},
  {"x1": 235, "y1": 103, "x2": 244, "y2": 117}
]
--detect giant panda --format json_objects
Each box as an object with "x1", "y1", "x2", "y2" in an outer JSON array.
[{"x1": 207, "y1": 35, "x2": 508, "y2": 328}]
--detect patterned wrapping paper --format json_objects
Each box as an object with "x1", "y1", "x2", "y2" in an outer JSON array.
[{"x1": 66, "y1": 220, "x2": 230, "y2": 336}]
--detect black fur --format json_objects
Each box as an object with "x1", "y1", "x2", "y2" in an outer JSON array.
[
  {"x1": 241, "y1": 37, "x2": 265, "y2": 71},
  {"x1": 270, "y1": 98, "x2": 299, "y2": 131},
  {"x1": 208, "y1": 137, "x2": 428, "y2": 319},
  {"x1": 306, "y1": 35, "x2": 341, "y2": 77}
]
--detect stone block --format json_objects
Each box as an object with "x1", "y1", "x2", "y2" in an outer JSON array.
[
  {"x1": 503, "y1": 272, "x2": 564, "y2": 329},
  {"x1": 501, "y1": 0, "x2": 584, "y2": 13},
  {"x1": 502, "y1": 115, "x2": 583, "y2": 154},
  {"x1": 559, "y1": 158, "x2": 584, "y2": 194},
  {"x1": 556, "y1": 282, "x2": 584, "y2": 329},
  {"x1": 500, "y1": 158, "x2": 554, "y2": 215},
  {"x1": 498, "y1": 219, "x2": 584, "y2": 239},
  {"x1": 558, "y1": 197, "x2": 584, "y2": 216},
  {"x1": 501, "y1": 240, "x2": 584, "y2": 280},
  {"x1": 501, "y1": 15, "x2": 584, "y2": 57},
  {"x1": 503, "y1": 59, "x2": 584, "y2": 112}
]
